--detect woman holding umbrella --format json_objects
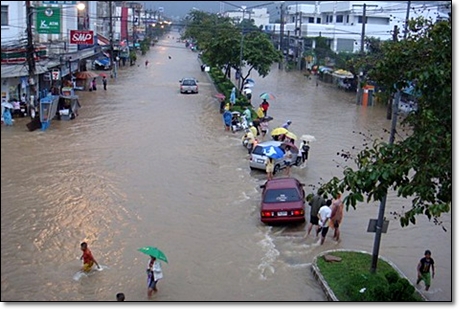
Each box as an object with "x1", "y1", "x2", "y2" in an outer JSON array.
[
  {"x1": 138, "y1": 246, "x2": 168, "y2": 298},
  {"x1": 147, "y1": 255, "x2": 163, "y2": 297}
]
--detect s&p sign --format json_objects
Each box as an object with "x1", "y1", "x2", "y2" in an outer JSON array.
[{"x1": 70, "y1": 30, "x2": 94, "y2": 45}]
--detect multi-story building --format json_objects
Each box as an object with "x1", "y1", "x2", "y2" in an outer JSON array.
[
  {"x1": 1, "y1": 1, "x2": 105, "y2": 102},
  {"x1": 224, "y1": 8, "x2": 270, "y2": 29},
  {"x1": 263, "y1": 1, "x2": 450, "y2": 53}
]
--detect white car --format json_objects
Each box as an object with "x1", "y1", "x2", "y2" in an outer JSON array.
[
  {"x1": 179, "y1": 78, "x2": 199, "y2": 94},
  {"x1": 249, "y1": 141, "x2": 301, "y2": 174}
]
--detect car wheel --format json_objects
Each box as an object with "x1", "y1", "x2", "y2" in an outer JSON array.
[{"x1": 273, "y1": 164, "x2": 281, "y2": 175}]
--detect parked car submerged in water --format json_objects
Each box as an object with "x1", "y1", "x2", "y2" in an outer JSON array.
[
  {"x1": 249, "y1": 141, "x2": 301, "y2": 174},
  {"x1": 179, "y1": 77, "x2": 199, "y2": 94},
  {"x1": 260, "y1": 177, "x2": 306, "y2": 224}
]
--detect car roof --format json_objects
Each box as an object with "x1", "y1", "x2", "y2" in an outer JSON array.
[
  {"x1": 256, "y1": 141, "x2": 282, "y2": 147},
  {"x1": 181, "y1": 77, "x2": 197, "y2": 81},
  {"x1": 264, "y1": 177, "x2": 301, "y2": 189}
]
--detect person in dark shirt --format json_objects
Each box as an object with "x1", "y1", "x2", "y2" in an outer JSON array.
[
  {"x1": 305, "y1": 191, "x2": 326, "y2": 238},
  {"x1": 416, "y1": 250, "x2": 435, "y2": 291}
]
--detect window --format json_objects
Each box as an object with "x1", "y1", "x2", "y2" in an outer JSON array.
[
  {"x1": 336, "y1": 15, "x2": 343, "y2": 23},
  {"x1": 263, "y1": 189, "x2": 301, "y2": 203},
  {"x1": 316, "y1": 17, "x2": 321, "y2": 24},
  {"x1": 347, "y1": 15, "x2": 349, "y2": 23},
  {"x1": 308, "y1": 17, "x2": 314, "y2": 23},
  {"x1": 1, "y1": 5, "x2": 8, "y2": 26}
]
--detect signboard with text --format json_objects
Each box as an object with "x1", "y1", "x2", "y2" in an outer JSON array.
[
  {"x1": 43, "y1": 1, "x2": 77, "y2": 4},
  {"x1": 36, "y1": 7, "x2": 61, "y2": 34},
  {"x1": 70, "y1": 30, "x2": 94, "y2": 45}
]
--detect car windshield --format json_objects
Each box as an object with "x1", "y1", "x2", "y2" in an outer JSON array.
[
  {"x1": 182, "y1": 80, "x2": 196, "y2": 86},
  {"x1": 252, "y1": 145, "x2": 283, "y2": 156},
  {"x1": 263, "y1": 188, "x2": 301, "y2": 203}
]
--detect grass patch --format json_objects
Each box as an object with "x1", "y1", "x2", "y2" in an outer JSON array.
[{"x1": 316, "y1": 251, "x2": 424, "y2": 301}]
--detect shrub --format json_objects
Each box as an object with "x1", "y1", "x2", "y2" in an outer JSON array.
[
  {"x1": 384, "y1": 270, "x2": 400, "y2": 284},
  {"x1": 345, "y1": 273, "x2": 390, "y2": 301},
  {"x1": 389, "y1": 278, "x2": 417, "y2": 301}
]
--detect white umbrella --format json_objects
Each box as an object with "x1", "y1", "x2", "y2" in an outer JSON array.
[
  {"x1": 243, "y1": 88, "x2": 252, "y2": 95},
  {"x1": 300, "y1": 134, "x2": 316, "y2": 142},
  {"x1": 1, "y1": 102, "x2": 13, "y2": 109}
]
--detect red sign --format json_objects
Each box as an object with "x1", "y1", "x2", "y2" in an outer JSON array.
[{"x1": 69, "y1": 30, "x2": 94, "y2": 45}]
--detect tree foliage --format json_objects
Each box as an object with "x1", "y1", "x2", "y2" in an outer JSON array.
[
  {"x1": 320, "y1": 15, "x2": 452, "y2": 227},
  {"x1": 183, "y1": 10, "x2": 281, "y2": 91}
]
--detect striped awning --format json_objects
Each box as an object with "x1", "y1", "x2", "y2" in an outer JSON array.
[{"x1": 97, "y1": 33, "x2": 110, "y2": 46}]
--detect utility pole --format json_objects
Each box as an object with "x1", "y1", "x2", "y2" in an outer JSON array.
[
  {"x1": 370, "y1": 90, "x2": 400, "y2": 273},
  {"x1": 370, "y1": 20, "x2": 401, "y2": 272},
  {"x1": 403, "y1": 1, "x2": 411, "y2": 39},
  {"x1": 26, "y1": 0, "x2": 37, "y2": 110},
  {"x1": 357, "y1": 3, "x2": 367, "y2": 105},
  {"x1": 294, "y1": 3, "x2": 298, "y2": 37},
  {"x1": 109, "y1": 0, "x2": 115, "y2": 78},
  {"x1": 238, "y1": 7, "x2": 246, "y2": 91},
  {"x1": 279, "y1": 1, "x2": 285, "y2": 69},
  {"x1": 297, "y1": 11, "x2": 303, "y2": 71},
  {"x1": 385, "y1": 25, "x2": 399, "y2": 119},
  {"x1": 360, "y1": 3, "x2": 367, "y2": 54}
]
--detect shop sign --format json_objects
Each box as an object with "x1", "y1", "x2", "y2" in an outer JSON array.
[
  {"x1": 70, "y1": 30, "x2": 94, "y2": 45},
  {"x1": 36, "y1": 7, "x2": 61, "y2": 34}
]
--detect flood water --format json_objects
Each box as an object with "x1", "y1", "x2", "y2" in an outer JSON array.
[{"x1": 1, "y1": 32, "x2": 452, "y2": 301}]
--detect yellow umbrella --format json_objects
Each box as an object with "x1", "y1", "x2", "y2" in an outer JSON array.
[
  {"x1": 256, "y1": 106, "x2": 265, "y2": 118},
  {"x1": 286, "y1": 131, "x2": 297, "y2": 141},
  {"x1": 271, "y1": 127, "x2": 288, "y2": 136}
]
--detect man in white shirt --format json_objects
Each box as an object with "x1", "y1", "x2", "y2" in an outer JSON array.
[{"x1": 317, "y1": 199, "x2": 332, "y2": 245}]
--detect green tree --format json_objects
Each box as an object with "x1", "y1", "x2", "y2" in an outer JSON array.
[
  {"x1": 183, "y1": 11, "x2": 281, "y2": 91},
  {"x1": 239, "y1": 31, "x2": 282, "y2": 90},
  {"x1": 320, "y1": 15, "x2": 452, "y2": 227}
]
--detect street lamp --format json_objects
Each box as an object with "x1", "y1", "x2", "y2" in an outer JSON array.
[
  {"x1": 238, "y1": 6, "x2": 246, "y2": 91},
  {"x1": 220, "y1": 1, "x2": 275, "y2": 90},
  {"x1": 76, "y1": 2, "x2": 86, "y2": 11}
]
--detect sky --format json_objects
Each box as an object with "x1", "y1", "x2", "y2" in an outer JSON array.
[
  {"x1": 143, "y1": 1, "x2": 316, "y2": 18},
  {"x1": 142, "y1": 1, "x2": 446, "y2": 19}
]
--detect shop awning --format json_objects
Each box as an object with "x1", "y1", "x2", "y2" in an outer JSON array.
[
  {"x1": 1, "y1": 63, "x2": 48, "y2": 78},
  {"x1": 97, "y1": 33, "x2": 110, "y2": 46}
]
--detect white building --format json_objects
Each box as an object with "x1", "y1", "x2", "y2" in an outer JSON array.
[
  {"x1": 224, "y1": 8, "x2": 270, "y2": 29},
  {"x1": 265, "y1": 1, "x2": 450, "y2": 53}
]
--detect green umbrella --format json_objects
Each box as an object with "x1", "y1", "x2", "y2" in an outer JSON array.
[{"x1": 138, "y1": 246, "x2": 168, "y2": 263}]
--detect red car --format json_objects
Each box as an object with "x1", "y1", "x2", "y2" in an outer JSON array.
[{"x1": 260, "y1": 177, "x2": 306, "y2": 224}]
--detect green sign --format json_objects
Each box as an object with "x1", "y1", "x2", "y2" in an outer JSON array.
[{"x1": 36, "y1": 7, "x2": 61, "y2": 34}]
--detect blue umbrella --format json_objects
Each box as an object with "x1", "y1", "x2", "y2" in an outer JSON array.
[
  {"x1": 244, "y1": 78, "x2": 255, "y2": 88},
  {"x1": 260, "y1": 92, "x2": 276, "y2": 100},
  {"x1": 262, "y1": 145, "x2": 285, "y2": 159},
  {"x1": 230, "y1": 87, "x2": 236, "y2": 104}
]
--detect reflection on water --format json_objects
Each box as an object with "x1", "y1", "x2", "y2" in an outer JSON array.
[{"x1": 1, "y1": 34, "x2": 451, "y2": 301}]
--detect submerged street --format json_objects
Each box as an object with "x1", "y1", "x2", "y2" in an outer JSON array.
[{"x1": 1, "y1": 32, "x2": 451, "y2": 301}]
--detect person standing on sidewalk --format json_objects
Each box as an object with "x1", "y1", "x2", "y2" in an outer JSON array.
[{"x1": 417, "y1": 250, "x2": 435, "y2": 291}]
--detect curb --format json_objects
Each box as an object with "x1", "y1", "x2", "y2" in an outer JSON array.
[{"x1": 310, "y1": 249, "x2": 428, "y2": 301}]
